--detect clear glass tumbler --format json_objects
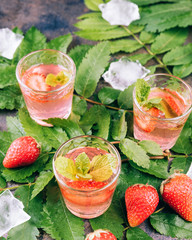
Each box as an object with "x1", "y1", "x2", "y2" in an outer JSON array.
[
  {"x1": 133, "y1": 74, "x2": 192, "y2": 150},
  {"x1": 53, "y1": 135, "x2": 121, "y2": 219},
  {"x1": 16, "y1": 49, "x2": 76, "y2": 126}
]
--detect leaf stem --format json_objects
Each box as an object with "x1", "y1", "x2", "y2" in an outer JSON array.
[
  {"x1": 75, "y1": 94, "x2": 133, "y2": 112},
  {"x1": 154, "y1": 206, "x2": 165, "y2": 214},
  {"x1": 121, "y1": 26, "x2": 172, "y2": 75},
  {"x1": 0, "y1": 182, "x2": 35, "y2": 192}
]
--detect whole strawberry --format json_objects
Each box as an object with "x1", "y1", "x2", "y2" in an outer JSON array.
[
  {"x1": 3, "y1": 136, "x2": 40, "y2": 168},
  {"x1": 85, "y1": 229, "x2": 117, "y2": 240},
  {"x1": 160, "y1": 173, "x2": 192, "y2": 221},
  {"x1": 125, "y1": 184, "x2": 159, "y2": 227}
]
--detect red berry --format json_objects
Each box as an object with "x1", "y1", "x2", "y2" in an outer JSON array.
[
  {"x1": 23, "y1": 72, "x2": 51, "y2": 91},
  {"x1": 3, "y1": 136, "x2": 40, "y2": 168},
  {"x1": 135, "y1": 107, "x2": 161, "y2": 133},
  {"x1": 67, "y1": 180, "x2": 107, "y2": 190},
  {"x1": 160, "y1": 173, "x2": 192, "y2": 221},
  {"x1": 85, "y1": 229, "x2": 117, "y2": 240},
  {"x1": 125, "y1": 184, "x2": 159, "y2": 227}
]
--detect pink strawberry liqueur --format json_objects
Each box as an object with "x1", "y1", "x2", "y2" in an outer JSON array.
[
  {"x1": 16, "y1": 49, "x2": 76, "y2": 126},
  {"x1": 53, "y1": 136, "x2": 121, "y2": 219},
  {"x1": 22, "y1": 64, "x2": 74, "y2": 125},
  {"x1": 133, "y1": 74, "x2": 192, "y2": 150}
]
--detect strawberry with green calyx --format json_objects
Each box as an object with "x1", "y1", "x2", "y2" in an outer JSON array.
[
  {"x1": 85, "y1": 229, "x2": 117, "y2": 240},
  {"x1": 3, "y1": 136, "x2": 40, "y2": 168},
  {"x1": 45, "y1": 70, "x2": 69, "y2": 87},
  {"x1": 54, "y1": 151, "x2": 117, "y2": 184},
  {"x1": 125, "y1": 184, "x2": 159, "y2": 227},
  {"x1": 160, "y1": 172, "x2": 192, "y2": 221}
]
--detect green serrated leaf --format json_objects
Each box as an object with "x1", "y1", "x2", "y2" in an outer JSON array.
[
  {"x1": 19, "y1": 108, "x2": 68, "y2": 152},
  {"x1": 14, "y1": 185, "x2": 43, "y2": 227},
  {"x1": 126, "y1": 227, "x2": 153, "y2": 240},
  {"x1": 75, "y1": 152, "x2": 90, "y2": 175},
  {"x1": 69, "y1": 44, "x2": 93, "y2": 71},
  {"x1": 47, "y1": 118, "x2": 84, "y2": 138},
  {"x1": 31, "y1": 171, "x2": 54, "y2": 200},
  {"x1": 0, "y1": 65, "x2": 17, "y2": 88},
  {"x1": 117, "y1": 84, "x2": 135, "y2": 110},
  {"x1": 170, "y1": 157, "x2": 192, "y2": 175},
  {"x1": 46, "y1": 33, "x2": 72, "y2": 52},
  {"x1": 75, "y1": 16, "x2": 115, "y2": 30},
  {"x1": 139, "y1": 140, "x2": 163, "y2": 155},
  {"x1": 72, "y1": 95, "x2": 87, "y2": 116},
  {"x1": 163, "y1": 43, "x2": 192, "y2": 66},
  {"x1": 128, "y1": 54, "x2": 153, "y2": 66},
  {"x1": 7, "y1": 221, "x2": 39, "y2": 240},
  {"x1": 98, "y1": 87, "x2": 121, "y2": 105},
  {"x1": 79, "y1": 105, "x2": 110, "y2": 139},
  {"x1": 171, "y1": 113, "x2": 192, "y2": 154},
  {"x1": 55, "y1": 156, "x2": 77, "y2": 181},
  {"x1": 2, "y1": 154, "x2": 49, "y2": 182},
  {"x1": 0, "y1": 85, "x2": 25, "y2": 110},
  {"x1": 110, "y1": 39, "x2": 142, "y2": 54},
  {"x1": 75, "y1": 25, "x2": 143, "y2": 41},
  {"x1": 173, "y1": 63, "x2": 192, "y2": 78},
  {"x1": 75, "y1": 41, "x2": 110, "y2": 98},
  {"x1": 42, "y1": 181, "x2": 84, "y2": 240},
  {"x1": 111, "y1": 111, "x2": 127, "y2": 141},
  {"x1": 129, "y1": 158, "x2": 169, "y2": 179},
  {"x1": 0, "y1": 131, "x2": 13, "y2": 168},
  {"x1": 15, "y1": 26, "x2": 46, "y2": 61},
  {"x1": 120, "y1": 138, "x2": 150, "y2": 169},
  {"x1": 151, "y1": 28, "x2": 188, "y2": 54},
  {"x1": 85, "y1": 0, "x2": 104, "y2": 11},
  {"x1": 6, "y1": 116, "x2": 25, "y2": 140},
  {"x1": 89, "y1": 154, "x2": 113, "y2": 181},
  {"x1": 150, "y1": 212, "x2": 192, "y2": 238},
  {"x1": 0, "y1": 174, "x2": 6, "y2": 188},
  {"x1": 135, "y1": 78, "x2": 150, "y2": 104},
  {"x1": 139, "y1": 30, "x2": 157, "y2": 44}
]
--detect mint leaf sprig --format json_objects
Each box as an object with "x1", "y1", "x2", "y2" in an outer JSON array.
[
  {"x1": 135, "y1": 78, "x2": 163, "y2": 111},
  {"x1": 54, "y1": 152, "x2": 117, "y2": 182}
]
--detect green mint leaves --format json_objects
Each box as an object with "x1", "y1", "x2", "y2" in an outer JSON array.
[
  {"x1": 135, "y1": 78, "x2": 150, "y2": 104},
  {"x1": 45, "y1": 71, "x2": 69, "y2": 87},
  {"x1": 135, "y1": 78, "x2": 163, "y2": 111},
  {"x1": 54, "y1": 152, "x2": 117, "y2": 182}
]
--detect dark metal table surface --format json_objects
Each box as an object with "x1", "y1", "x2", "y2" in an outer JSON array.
[{"x1": 0, "y1": 1, "x2": 191, "y2": 240}]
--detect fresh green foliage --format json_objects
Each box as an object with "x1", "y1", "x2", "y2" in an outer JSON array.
[
  {"x1": 6, "y1": 116, "x2": 25, "y2": 140},
  {"x1": 46, "y1": 33, "x2": 72, "y2": 53},
  {"x1": 173, "y1": 63, "x2": 192, "y2": 78},
  {"x1": 126, "y1": 227, "x2": 153, "y2": 240},
  {"x1": 75, "y1": 41, "x2": 110, "y2": 98},
  {"x1": 138, "y1": 140, "x2": 163, "y2": 156},
  {"x1": 72, "y1": 95, "x2": 87, "y2": 116},
  {"x1": 110, "y1": 39, "x2": 142, "y2": 54},
  {"x1": 111, "y1": 111, "x2": 127, "y2": 141},
  {"x1": 135, "y1": 78, "x2": 150, "y2": 103},
  {"x1": 31, "y1": 171, "x2": 54, "y2": 200},
  {"x1": 117, "y1": 84, "x2": 135, "y2": 109},
  {"x1": 84, "y1": 0, "x2": 104, "y2": 11},
  {"x1": 151, "y1": 28, "x2": 188, "y2": 54},
  {"x1": 120, "y1": 138, "x2": 150, "y2": 169},
  {"x1": 0, "y1": 174, "x2": 6, "y2": 188},
  {"x1": 79, "y1": 105, "x2": 110, "y2": 139},
  {"x1": 0, "y1": 65, "x2": 17, "y2": 88},
  {"x1": 98, "y1": 87, "x2": 121, "y2": 105},
  {"x1": 128, "y1": 53, "x2": 153, "y2": 65},
  {"x1": 41, "y1": 181, "x2": 85, "y2": 240},
  {"x1": 150, "y1": 212, "x2": 192, "y2": 238}
]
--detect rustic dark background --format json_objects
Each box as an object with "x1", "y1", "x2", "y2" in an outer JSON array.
[{"x1": 0, "y1": 0, "x2": 191, "y2": 239}]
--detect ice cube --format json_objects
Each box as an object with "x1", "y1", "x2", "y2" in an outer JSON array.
[
  {"x1": 99, "y1": 0, "x2": 140, "y2": 26},
  {"x1": 0, "y1": 190, "x2": 30, "y2": 237},
  {"x1": 0, "y1": 28, "x2": 23, "y2": 59},
  {"x1": 102, "y1": 58, "x2": 150, "y2": 91}
]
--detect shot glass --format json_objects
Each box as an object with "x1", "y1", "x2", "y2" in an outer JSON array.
[
  {"x1": 53, "y1": 135, "x2": 121, "y2": 219},
  {"x1": 133, "y1": 74, "x2": 192, "y2": 150},
  {"x1": 16, "y1": 49, "x2": 76, "y2": 126}
]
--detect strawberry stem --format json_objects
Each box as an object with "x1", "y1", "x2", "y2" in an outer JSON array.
[{"x1": 154, "y1": 206, "x2": 165, "y2": 214}]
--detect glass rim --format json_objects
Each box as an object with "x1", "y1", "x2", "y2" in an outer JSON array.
[
  {"x1": 52, "y1": 135, "x2": 121, "y2": 193},
  {"x1": 133, "y1": 73, "x2": 192, "y2": 122},
  {"x1": 16, "y1": 49, "x2": 76, "y2": 94}
]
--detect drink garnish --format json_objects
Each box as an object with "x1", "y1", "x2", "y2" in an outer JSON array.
[
  {"x1": 46, "y1": 71, "x2": 69, "y2": 87},
  {"x1": 135, "y1": 78, "x2": 163, "y2": 111},
  {"x1": 55, "y1": 152, "x2": 117, "y2": 182}
]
